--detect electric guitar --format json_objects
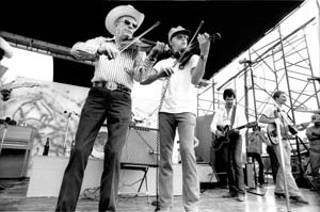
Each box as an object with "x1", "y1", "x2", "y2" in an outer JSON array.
[
  {"x1": 267, "y1": 121, "x2": 311, "y2": 145},
  {"x1": 212, "y1": 121, "x2": 258, "y2": 150}
]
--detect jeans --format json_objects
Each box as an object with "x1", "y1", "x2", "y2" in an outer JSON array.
[
  {"x1": 221, "y1": 132, "x2": 245, "y2": 195},
  {"x1": 266, "y1": 145, "x2": 279, "y2": 184},
  {"x1": 247, "y1": 152, "x2": 265, "y2": 185},
  {"x1": 55, "y1": 87, "x2": 132, "y2": 212},
  {"x1": 159, "y1": 112, "x2": 199, "y2": 212},
  {"x1": 273, "y1": 140, "x2": 301, "y2": 196}
]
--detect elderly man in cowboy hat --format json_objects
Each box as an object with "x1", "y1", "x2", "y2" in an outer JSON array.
[
  {"x1": 0, "y1": 36, "x2": 14, "y2": 101},
  {"x1": 55, "y1": 5, "x2": 165, "y2": 212},
  {"x1": 140, "y1": 25, "x2": 211, "y2": 212}
]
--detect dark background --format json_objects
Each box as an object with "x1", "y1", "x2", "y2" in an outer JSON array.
[{"x1": 1, "y1": 0, "x2": 304, "y2": 87}]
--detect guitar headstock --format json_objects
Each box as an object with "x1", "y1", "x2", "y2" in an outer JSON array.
[{"x1": 246, "y1": 121, "x2": 258, "y2": 129}]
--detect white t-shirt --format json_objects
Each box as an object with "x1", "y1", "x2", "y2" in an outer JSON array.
[
  {"x1": 260, "y1": 104, "x2": 293, "y2": 139},
  {"x1": 210, "y1": 105, "x2": 247, "y2": 138},
  {"x1": 154, "y1": 55, "x2": 199, "y2": 115}
]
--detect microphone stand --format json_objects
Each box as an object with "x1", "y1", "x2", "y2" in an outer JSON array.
[
  {"x1": 0, "y1": 123, "x2": 8, "y2": 190},
  {"x1": 63, "y1": 112, "x2": 72, "y2": 156},
  {"x1": 274, "y1": 116, "x2": 291, "y2": 212},
  {"x1": 0, "y1": 123, "x2": 8, "y2": 156}
]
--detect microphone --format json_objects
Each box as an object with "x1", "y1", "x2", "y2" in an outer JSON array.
[
  {"x1": 239, "y1": 58, "x2": 253, "y2": 65},
  {"x1": 307, "y1": 77, "x2": 320, "y2": 81},
  {"x1": 209, "y1": 33, "x2": 221, "y2": 41}
]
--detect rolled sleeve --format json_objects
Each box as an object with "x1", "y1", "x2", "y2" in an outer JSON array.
[{"x1": 70, "y1": 37, "x2": 108, "y2": 61}]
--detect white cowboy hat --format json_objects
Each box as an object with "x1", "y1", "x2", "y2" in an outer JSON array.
[
  {"x1": 0, "y1": 36, "x2": 13, "y2": 58},
  {"x1": 105, "y1": 5, "x2": 145, "y2": 35}
]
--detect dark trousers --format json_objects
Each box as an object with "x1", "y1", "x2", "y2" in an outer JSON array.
[
  {"x1": 266, "y1": 145, "x2": 279, "y2": 184},
  {"x1": 247, "y1": 152, "x2": 265, "y2": 185},
  {"x1": 221, "y1": 133, "x2": 245, "y2": 195},
  {"x1": 55, "y1": 87, "x2": 132, "y2": 212}
]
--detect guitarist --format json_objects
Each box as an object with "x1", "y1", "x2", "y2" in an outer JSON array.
[
  {"x1": 210, "y1": 88, "x2": 247, "y2": 202},
  {"x1": 258, "y1": 90, "x2": 308, "y2": 204},
  {"x1": 0, "y1": 36, "x2": 14, "y2": 101}
]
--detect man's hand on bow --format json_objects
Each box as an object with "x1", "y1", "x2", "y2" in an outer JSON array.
[
  {"x1": 148, "y1": 41, "x2": 168, "y2": 61},
  {"x1": 159, "y1": 67, "x2": 174, "y2": 78},
  {"x1": 0, "y1": 84, "x2": 12, "y2": 101},
  {"x1": 197, "y1": 33, "x2": 211, "y2": 58},
  {"x1": 97, "y1": 44, "x2": 119, "y2": 60}
]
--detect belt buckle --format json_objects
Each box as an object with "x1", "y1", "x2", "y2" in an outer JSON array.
[{"x1": 106, "y1": 81, "x2": 117, "y2": 91}]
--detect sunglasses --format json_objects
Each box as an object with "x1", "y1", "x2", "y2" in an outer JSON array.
[
  {"x1": 120, "y1": 19, "x2": 138, "y2": 29},
  {"x1": 175, "y1": 34, "x2": 189, "y2": 40}
]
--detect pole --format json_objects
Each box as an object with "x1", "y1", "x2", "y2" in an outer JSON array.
[
  {"x1": 275, "y1": 117, "x2": 291, "y2": 212},
  {"x1": 63, "y1": 112, "x2": 72, "y2": 156}
]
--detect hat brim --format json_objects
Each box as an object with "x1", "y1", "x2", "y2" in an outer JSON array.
[
  {"x1": 0, "y1": 37, "x2": 13, "y2": 59},
  {"x1": 105, "y1": 5, "x2": 145, "y2": 35},
  {"x1": 169, "y1": 29, "x2": 191, "y2": 41}
]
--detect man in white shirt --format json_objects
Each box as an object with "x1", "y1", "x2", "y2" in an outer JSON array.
[
  {"x1": 140, "y1": 26, "x2": 211, "y2": 212},
  {"x1": 210, "y1": 88, "x2": 247, "y2": 202},
  {"x1": 258, "y1": 90, "x2": 308, "y2": 204}
]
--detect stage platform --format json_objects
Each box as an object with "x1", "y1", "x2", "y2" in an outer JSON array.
[
  {"x1": 0, "y1": 177, "x2": 319, "y2": 212},
  {"x1": 25, "y1": 156, "x2": 217, "y2": 197}
]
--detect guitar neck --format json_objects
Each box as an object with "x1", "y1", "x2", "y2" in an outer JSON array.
[{"x1": 236, "y1": 125, "x2": 246, "y2": 130}]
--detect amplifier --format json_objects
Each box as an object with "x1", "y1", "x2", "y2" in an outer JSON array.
[
  {"x1": 122, "y1": 126, "x2": 159, "y2": 166},
  {"x1": 0, "y1": 125, "x2": 34, "y2": 178},
  {"x1": 91, "y1": 125, "x2": 159, "y2": 166}
]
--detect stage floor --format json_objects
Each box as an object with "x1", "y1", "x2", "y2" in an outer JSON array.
[{"x1": 0, "y1": 178, "x2": 319, "y2": 212}]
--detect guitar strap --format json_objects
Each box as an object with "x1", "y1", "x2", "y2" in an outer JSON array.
[{"x1": 230, "y1": 105, "x2": 237, "y2": 129}]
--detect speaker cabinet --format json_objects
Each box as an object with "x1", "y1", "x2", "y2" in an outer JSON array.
[
  {"x1": 121, "y1": 126, "x2": 158, "y2": 166},
  {"x1": 0, "y1": 125, "x2": 34, "y2": 178}
]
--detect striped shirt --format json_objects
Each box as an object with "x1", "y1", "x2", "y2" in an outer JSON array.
[{"x1": 70, "y1": 36, "x2": 155, "y2": 89}]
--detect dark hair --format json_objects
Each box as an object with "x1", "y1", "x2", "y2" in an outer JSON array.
[
  {"x1": 272, "y1": 90, "x2": 285, "y2": 99},
  {"x1": 223, "y1": 88, "x2": 236, "y2": 100}
]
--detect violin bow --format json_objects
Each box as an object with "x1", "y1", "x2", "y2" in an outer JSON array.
[
  {"x1": 119, "y1": 21, "x2": 161, "y2": 53},
  {"x1": 173, "y1": 20, "x2": 204, "y2": 68}
]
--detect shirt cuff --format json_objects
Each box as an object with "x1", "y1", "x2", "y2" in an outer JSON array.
[{"x1": 143, "y1": 57, "x2": 157, "y2": 69}]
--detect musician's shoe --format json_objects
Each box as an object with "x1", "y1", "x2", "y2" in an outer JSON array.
[
  {"x1": 222, "y1": 192, "x2": 237, "y2": 198},
  {"x1": 274, "y1": 192, "x2": 286, "y2": 198},
  {"x1": 236, "y1": 193, "x2": 245, "y2": 202},
  {"x1": 290, "y1": 196, "x2": 309, "y2": 204}
]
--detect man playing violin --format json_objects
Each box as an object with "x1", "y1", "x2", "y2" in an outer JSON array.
[
  {"x1": 258, "y1": 90, "x2": 308, "y2": 204},
  {"x1": 55, "y1": 5, "x2": 165, "y2": 212},
  {"x1": 141, "y1": 26, "x2": 211, "y2": 212}
]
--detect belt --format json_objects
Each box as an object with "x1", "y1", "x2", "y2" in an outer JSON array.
[{"x1": 92, "y1": 81, "x2": 131, "y2": 93}]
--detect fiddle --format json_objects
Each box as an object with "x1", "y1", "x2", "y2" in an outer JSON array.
[{"x1": 119, "y1": 37, "x2": 159, "y2": 52}]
